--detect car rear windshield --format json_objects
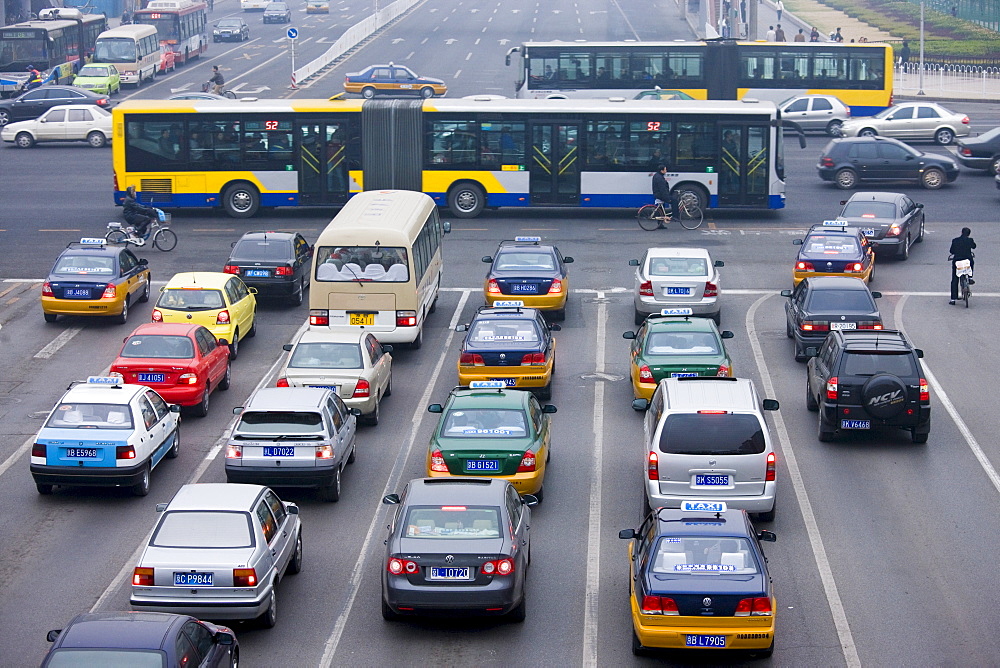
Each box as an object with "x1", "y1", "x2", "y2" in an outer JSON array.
[
  {"x1": 646, "y1": 331, "x2": 720, "y2": 355},
  {"x1": 841, "y1": 352, "x2": 917, "y2": 377},
  {"x1": 237, "y1": 411, "x2": 324, "y2": 435},
  {"x1": 806, "y1": 289, "x2": 875, "y2": 312},
  {"x1": 468, "y1": 319, "x2": 540, "y2": 345},
  {"x1": 650, "y1": 536, "x2": 759, "y2": 576},
  {"x1": 658, "y1": 413, "x2": 766, "y2": 455},
  {"x1": 441, "y1": 409, "x2": 527, "y2": 437},
  {"x1": 494, "y1": 250, "x2": 556, "y2": 271},
  {"x1": 314, "y1": 245, "x2": 410, "y2": 282},
  {"x1": 403, "y1": 506, "x2": 501, "y2": 538},
  {"x1": 46, "y1": 649, "x2": 165, "y2": 668},
  {"x1": 288, "y1": 342, "x2": 362, "y2": 369},
  {"x1": 120, "y1": 335, "x2": 195, "y2": 359},
  {"x1": 53, "y1": 254, "x2": 115, "y2": 276},
  {"x1": 840, "y1": 201, "x2": 896, "y2": 219},
  {"x1": 801, "y1": 235, "x2": 859, "y2": 258},
  {"x1": 46, "y1": 403, "x2": 134, "y2": 429},
  {"x1": 648, "y1": 257, "x2": 708, "y2": 276},
  {"x1": 232, "y1": 238, "x2": 292, "y2": 261},
  {"x1": 156, "y1": 289, "x2": 225, "y2": 310},
  {"x1": 152, "y1": 511, "x2": 253, "y2": 548}
]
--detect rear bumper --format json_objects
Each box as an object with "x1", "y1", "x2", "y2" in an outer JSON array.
[
  {"x1": 383, "y1": 576, "x2": 520, "y2": 615},
  {"x1": 240, "y1": 278, "x2": 297, "y2": 295},
  {"x1": 30, "y1": 460, "x2": 148, "y2": 487},
  {"x1": 426, "y1": 467, "x2": 544, "y2": 496},
  {"x1": 41, "y1": 296, "x2": 124, "y2": 316},
  {"x1": 225, "y1": 463, "x2": 339, "y2": 487},
  {"x1": 955, "y1": 154, "x2": 990, "y2": 170},
  {"x1": 486, "y1": 292, "x2": 566, "y2": 311},
  {"x1": 820, "y1": 404, "x2": 930, "y2": 432},
  {"x1": 457, "y1": 366, "x2": 552, "y2": 389},
  {"x1": 635, "y1": 295, "x2": 719, "y2": 319},
  {"x1": 632, "y1": 607, "x2": 775, "y2": 650},
  {"x1": 646, "y1": 480, "x2": 776, "y2": 514},
  {"x1": 146, "y1": 385, "x2": 204, "y2": 406},
  {"x1": 131, "y1": 586, "x2": 271, "y2": 620}
]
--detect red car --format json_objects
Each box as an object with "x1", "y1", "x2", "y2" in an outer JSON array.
[{"x1": 110, "y1": 323, "x2": 231, "y2": 417}]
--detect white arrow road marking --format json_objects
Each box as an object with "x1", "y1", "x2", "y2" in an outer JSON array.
[
  {"x1": 229, "y1": 83, "x2": 272, "y2": 94},
  {"x1": 391, "y1": 37, "x2": 404, "y2": 43},
  {"x1": 169, "y1": 82, "x2": 194, "y2": 93}
]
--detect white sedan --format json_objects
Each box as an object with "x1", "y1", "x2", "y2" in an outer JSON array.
[
  {"x1": 838, "y1": 102, "x2": 970, "y2": 145},
  {"x1": 1, "y1": 104, "x2": 112, "y2": 148},
  {"x1": 277, "y1": 330, "x2": 392, "y2": 425}
]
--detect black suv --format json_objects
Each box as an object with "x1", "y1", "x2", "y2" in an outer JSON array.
[
  {"x1": 817, "y1": 136, "x2": 959, "y2": 190},
  {"x1": 805, "y1": 330, "x2": 930, "y2": 443},
  {"x1": 224, "y1": 231, "x2": 312, "y2": 305}
]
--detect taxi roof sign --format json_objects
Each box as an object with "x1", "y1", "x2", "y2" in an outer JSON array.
[
  {"x1": 86, "y1": 375, "x2": 123, "y2": 386},
  {"x1": 660, "y1": 308, "x2": 693, "y2": 316},
  {"x1": 80, "y1": 237, "x2": 106, "y2": 245},
  {"x1": 514, "y1": 236, "x2": 541, "y2": 243},
  {"x1": 681, "y1": 500, "x2": 727, "y2": 513},
  {"x1": 493, "y1": 300, "x2": 524, "y2": 308},
  {"x1": 469, "y1": 380, "x2": 507, "y2": 389},
  {"x1": 821, "y1": 220, "x2": 847, "y2": 227}
]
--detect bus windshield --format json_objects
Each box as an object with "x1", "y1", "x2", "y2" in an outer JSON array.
[
  {"x1": 0, "y1": 32, "x2": 47, "y2": 70},
  {"x1": 137, "y1": 16, "x2": 178, "y2": 42},
  {"x1": 94, "y1": 37, "x2": 138, "y2": 63}
]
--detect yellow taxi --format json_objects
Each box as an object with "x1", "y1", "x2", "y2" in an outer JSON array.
[
  {"x1": 482, "y1": 237, "x2": 573, "y2": 320},
  {"x1": 792, "y1": 221, "x2": 875, "y2": 286},
  {"x1": 343, "y1": 63, "x2": 447, "y2": 99},
  {"x1": 42, "y1": 238, "x2": 151, "y2": 325},
  {"x1": 152, "y1": 272, "x2": 257, "y2": 360},
  {"x1": 455, "y1": 303, "x2": 559, "y2": 401}
]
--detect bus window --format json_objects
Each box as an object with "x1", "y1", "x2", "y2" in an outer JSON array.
[
  {"x1": 528, "y1": 56, "x2": 558, "y2": 83},
  {"x1": 558, "y1": 53, "x2": 591, "y2": 84},
  {"x1": 125, "y1": 120, "x2": 185, "y2": 170},
  {"x1": 427, "y1": 121, "x2": 477, "y2": 165},
  {"x1": 480, "y1": 122, "x2": 524, "y2": 165},
  {"x1": 675, "y1": 121, "x2": 714, "y2": 173}
]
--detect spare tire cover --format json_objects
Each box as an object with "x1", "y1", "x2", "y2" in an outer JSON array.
[{"x1": 861, "y1": 374, "x2": 908, "y2": 419}]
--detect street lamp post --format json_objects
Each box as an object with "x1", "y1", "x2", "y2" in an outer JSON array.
[{"x1": 918, "y1": 0, "x2": 926, "y2": 95}]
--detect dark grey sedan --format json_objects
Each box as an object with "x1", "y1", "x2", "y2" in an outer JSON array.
[
  {"x1": 781, "y1": 276, "x2": 883, "y2": 362},
  {"x1": 263, "y1": 1, "x2": 291, "y2": 22},
  {"x1": 213, "y1": 18, "x2": 250, "y2": 42},
  {"x1": 837, "y1": 191, "x2": 925, "y2": 260}
]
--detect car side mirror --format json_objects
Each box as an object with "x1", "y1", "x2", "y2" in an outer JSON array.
[
  {"x1": 714, "y1": 260, "x2": 725, "y2": 267},
  {"x1": 350, "y1": 408, "x2": 362, "y2": 416},
  {"x1": 632, "y1": 398, "x2": 649, "y2": 412},
  {"x1": 155, "y1": 503, "x2": 168, "y2": 512},
  {"x1": 215, "y1": 631, "x2": 235, "y2": 646},
  {"x1": 905, "y1": 154, "x2": 914, "y2": 160},
  {"x1": 619, "y1": 529, "x2": 637, "y2": 540},
  {"x1": 780, "y1": 289, "x2": 792, "y2": 297},
  {"x1": 762, "y1": 399, "x2": 779, "y2": 411},
  {"x1": 757, "y1": 530, "x2": 777, "y2": 542},
  {"x1": 233, "y1": 407, "x2": 244, "y2": 415},
  {"x1": 139, "y1": 258, "x2": 148, "y2": 265},
  {"x1": 39, "y1": 117, "x2": 47, "y2": 123},
  {"x1": 455, "y1": 324, "x2": 468, "y2": 332},
  {"x1": 563, "y1": 256, "x2": 574, "y2": 263},
  {"x1": 282, "y1": 344, "x2": 293, "y2": 351},
  {"x1": 382, "y1": 344, "x2": 393, "y2": 353},
  {"x1": 793, "y1": 239, "x2": 803, "y2": 245},
  {"x1": 542, "y1": 404, "x2": 557, "y2": 413},
  {"x1": 623, "y1": 331, "x2": 636, "y2": 340},
  {"x1": 218, "y1": 338, "x2": 228, "y2": 346},
  {"x1": 248, "y1": 287, "x2": 258, "y2": 294},
  {"x1": 231, "y1": 241, "x2": 237, "y2": 248},
  {"x1": 170, "y1": 404, "x2": 181, "y2": 413},
  {"x1": 382, "y1": 493, "x2": 401, "y2": 505},
  {"x1": 721, "y1": 330, "x2": 734, "y2": 339},
  {"x1": 442, "y1": 221, "x2": 451, "y2": 233},
  {"x1": 916, "y1": 203, "x2": 924, "y2": 209},
  {"x1": 915, "y1": 348, "x2": 924, "y2": 358},
  {"x1": 521, "y1": 494, "x2": 539, "y2": 507},
  {"x1": 481, "y1": 256, "x2": 493, "y2": 263},
  {"x1": 628, "y1": 259, "x2": 639, "y2": 266},
  {"x1": 428, "y1": 404, "x2": 443, "y2": 413},
  {"x1": 549, "y1": 324, "x2": 561, "y2": 331},
  {"x1": 286, "y1": 504, "x2": 299, "y2": 515},
  {"x1": 805, "y1": 347, "x2": 818, "y2": 357},
  {"x1": 46, "y1": 630, "x2": 61, "y2": 643},
  {"x1": 871, "y1": 291, "x2": 882, "y2": 299},
  {"x1": 839, "y1": 200, "x2": 847, "y2": 205}
]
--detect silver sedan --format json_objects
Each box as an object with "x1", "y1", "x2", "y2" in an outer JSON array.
[
  {"x1": 629, "y1": 248, "x2": 723, "y2": 325},
  {"x1": 130, "y1": 483, "x2": 302, "y2": 628},
  {"x1": 838, "y1": 102, "x2": 970, "y2": 145}
]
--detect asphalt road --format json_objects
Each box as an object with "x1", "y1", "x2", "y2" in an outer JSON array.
[{"x1": 4, "y1": 0, "x2": 1000, "y2": 666}]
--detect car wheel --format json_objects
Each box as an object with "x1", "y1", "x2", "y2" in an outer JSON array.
[
  {"x1": 381, "y1": 597, "x2": 400, "y2": 621},
  {"x1": 990, "y1": 157, "x2": 1000, "y2": 176},
  {"x1": 757, "y1": 501, "x2": 776, "y2": 522},
  {"x1": 805, "y1": 377, "x2": 818, "y2": 411},
  {"x1": 361, "y1": 86, "x2": 376, "y2": 99},
  {"x1": 897, "y1": 233, "x2": 910, "y2": 260},
  {"x1": 552, "y1": 307, "x2": 566, "y2": 321},
  {"x1": 384, "y1": 377, "x2": 392, "y2": 397},
  {"x1": 43, "y1": 313, "x2": 57, "y2": 323},
  {"x1": 222, "y1": 182, "x2": 260, "y2": 218},
  {"x1": 786, "y1": 319, "x2": 794, "y2": 339},
  {"x1": 292, "y1": 279, "x2": 305, "y2": 306},
  {"x1": 447, "y1": 182, "x2": 486, "y2": 218},
  {"x1": 363, "y1": 399, "x2": 379, "y2": 426},
  {"x1": 507, "y1": 596, "x2": 526, "y2": 622},
  {"x1": 859, "y1": 127, "x2": 877, "y2": 138},
  {"x1": 132, "y1": 463, "x2": 151, "y2": 497},
  {"x1": 87, "y1": 131, "x2": 107, "y2": 148},
  {"x1": 0, "y1": 110, "x2": 10, "y2": 126},
  {"x1": 14, "y1": 131, "x2": 34, "y2": 148},
  {"x1": 260, "y1": 589, "x2": 277, "y2": 628},
  {"x1": 934, "y1": 128, "x2": 955, "y2": 145},
  {"x1": 228, "y1": 331, "x2": 240, "y2": 360},
  {"x1": 912, "y1": 430, "x2": 929, "y2": 444},
  {"x1": 247, "y1": 313, "x2": 257, "y2": 337},
  {"x1": 318, "y1": 467, "x2": 341, "y2": 502},
  {"x1": 36, "y1": 483, "x2": 54, "y2": 495},
  {"x1": 219, "y1": 362, "x2": 232, "y2": 390},
  {"x1": 921, "y1": 168, "x2": 945, "y2": 189},
  {"x1": 408, "y1": 326, "x2": 422, "y2": 350},
  {"x1": 817, "y1": 414, "x2": 835, "y2": 442},
  {"x1": 826, "y1": 119, "x2": 843, "y2": 136},
  {"x1": 166, "y1": 428, "x2": 180, "y2": 458},
  {"x1": 287, "y1": 530, "x2": 303, "y2": 574},
  {"x1": 794, "y1": 343, "x2": 807, "y2": 363},
  {"x1": 536, "y1": 383, "x2": 552, "y2": 401},
  {"x1": 139, "y1": 278, "x2": 151, "y2": 303},
  {"x1": 835, "y1": 168, "x2": 858, "y2": 189},
  {"x1": 347, "y1": 441, "x2": 356, "y2": 464},
  {"x1": 420, "y1": 86, "x2": 435, "y2": 99},
  {"x1": 192, "y1": 385, "x2": 211, "y2": 417},
  {"x1": 115, "y1": 298, "x2": 129, "y2": 325},
  {"x1": 632, "y1": 631, "x2": 647, "y2": 657},
  {"x1": 633, "y1": 308, "x2": 645, "y2": 326},
  {"x1": 755, "y1": 640, "x2": 775, "y2": 658},
  {"x1": 916, "y1": 219, "x2": 925, "y2": 242}
]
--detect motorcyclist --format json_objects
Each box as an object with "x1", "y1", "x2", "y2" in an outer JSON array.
[
  {"x1": 122, "y1": 186, "x2": 157, "y2": 240},
  {"x1": 24, "y1": 65, "x2": 43, "y2": 91}
]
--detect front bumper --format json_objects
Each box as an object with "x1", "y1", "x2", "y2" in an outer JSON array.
[
  {"x1": 131, "y1": 585, "x2": 271, "y2": 620},
  {"x1": 646, "y1": 480, "x2": 776, "y2": 514},
  {"x1": 225, "y1": 463, "x2": 338, "y2": 487},
  {"x1": 383, "y1": 575, "x2": 520, "y2": 615},
  {"x1": 31, "y1": 460, "x2": 148, "y2": 488}
]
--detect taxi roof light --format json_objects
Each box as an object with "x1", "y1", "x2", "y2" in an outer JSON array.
[
  {"x1": 660, "y1": 308, "x2": 693, "y2": 316},
  {"x1": 680, "y1": 500, "x2": 727, "y2": 513},
  {"x1": 79, "y1": 237, "x2": 106, "y2": 245},
  {"x1": 492, "y1": 300, "x2": 524, "y2": 308},
  {"x1": 87, "y1": 375, "x2": 124, "y2": 386},
  {"x1": 469, "y1": 380, "x2": 506, "y2": 389},
  {"x1": 513, "y1": 236, "x2": 541, "y2": 243}
]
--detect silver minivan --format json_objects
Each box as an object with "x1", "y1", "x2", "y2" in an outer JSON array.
[
  {"x1": 225, "y1": 387, "x2": 359, "y2": 501},
  {"x1": 633, "y1": 377, "x2": 778, "y2": 521}
]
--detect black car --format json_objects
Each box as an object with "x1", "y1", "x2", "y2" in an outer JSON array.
[
  {"x1": 782, "y1": 276, "x2": 882, "y2": 362},
  {"x1": 41, "y1": 611, "x2": 238, "y2": 667},
  {"x1": 817, "y1": 136, "x2": 960, "y2": 190},
  {"x1": 224, "y1": 231, "x2": 312, "y2": 304},
  {"x1": 0, "y1": 85, "x2": 111, "y2": 127},
  {"x1": 805, "y1": 329, "x2": 930, "y2": 443},
  {"x1": 213, "y1": 18, "x2": 250, "y2": 42},
  {"x1": 481, "y1": 236, "x2": 574, "y2": 320},
  {"x1": 263, "y1": 1, "x2": 292, "y2": 22},
  {"x1": 837, "y1": 191, "x2": 926, "y2": 260},
  {"x1": 955, "y1": 127, "x2": 1000, "y2": 174},
  {"x1": 381, "y1": 477, "x2": 537, "y2": 620}
]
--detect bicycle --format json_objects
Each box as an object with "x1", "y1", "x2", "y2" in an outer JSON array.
[
  {"x1": 106, "y1": 209, "x2": 178, "y2": 251},
  {"x1": 637, "y1": 193, "x2": 704, "y2": 231},
  {"x1": 954, "y1": 257, "x2": 973, "y2": 308},
  {"x1": 202, "y1": 81, "x2": 236, "y2": 98}
]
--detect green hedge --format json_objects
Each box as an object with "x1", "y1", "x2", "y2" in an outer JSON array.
[{"x1": 812, "y1": 0, "x2": 996, "y2": 42}]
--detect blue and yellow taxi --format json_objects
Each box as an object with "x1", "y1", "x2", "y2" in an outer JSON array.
[
  {"x1": 41, "y1": 239, "x2": 151, "y2": 325},
  {"x1": 343, "y1": 63, "x2": 447, "y2": 99},
  {"x1": 482, "y1": 237, "x2": 573, "y2": 320},
  {"x1": 619, "y1": 501, "x2": 777, "y2": 658},
  {"x1": 29, "y1": 376, "x2": 181, "y2": 497},
  {"x1": 456, "y1": 302, "x2": 559, "y2": 400},
  {"x1": 426, "y1": 381, "x2": 557, "y2": 498},
  {"x1": 792, "y1": 221, "x2": 875, "y2": 286}
]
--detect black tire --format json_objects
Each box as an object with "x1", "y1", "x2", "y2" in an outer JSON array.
[
  {"x1": 153, "y1": 227, "x2": 177, "y2": 251},
  {"x1": 859, "y1": 128, "x2": 878, "y2": 138},
  {"x1": 408, "y1": 326, "x2": 422, "y2": 350},
  {"x1": 381, "y1": 597, "x2": 400, "y2": 621},
  {"x1": 817, "y1": 415, "x2": 835, "y2": 442},
  {"x1": 384, "y1": 377, "x2": 392, "y2": 397},
  {"x1": 757, "y1": 501, "x2": 776, "y2": 522},
  {"x1": 962, "y1": 276, "x2": 970, "y2": 308},
  {"x1": 224, "y1": 89, "x2": 236, "y2": 99},
  {"x1": 222, "y1": 182, "x2": 260, "y2": 218},
  {"x1": 247, "y1": 314, "x2": 257, "y2": 337},
  {"x1": 36, "y1": 482, "x2": 53, "y2": 495},
  {"x1": 14, "y1": 131, "x2": 34, "y2": 148},
  {"x1": 192, "y1": 385, "x2": 211, "y2": 417},
  {"x1": 363, "y1": 400, "x2": 379, "y2": 426},
  {"x1": 87, "y1": 131, "x2": 107, "y2": 148},
  {"x1": 552, "y1": 307, "x2": 566, "y2": 321},
  {"x1": 786, "y1": 318, "x2": 794, "y2": 339},
  {"x1": 921, "y1": 168, "x2": 945, "y2": 190},
  {"x1": 106, "y1": 229, "x2": 128, "y2": 243},
  {"x1": 218, "y1": 363, "x2": 232, "y2": 390},
  {"x1": 934, "y1": 127, "x2": 955, "y2": 145},
  {"x1": 632, "y1": 631, "x2": 647, "y2": 657},
  {"x1": 897, "y1": 234, "x2": 910, "y2": 261},
  {"x1": 861, "y1": 374, "x2": 908, "y2": 419},
  {"x1": 419, "y1": 86, "x2": 434, "y2": 98},
  {"x1": 640, "y1": 487, "x2": 651, "y2": 517},
  {"x1": 292, "y1": 279, "x2": 305, "y2": 306},
  {"x1": 835, "y1": 168, "x2": 858, "y2": 189},
  {"x1": 318, "y1": 467, "x2": 341, "y2": 502},
  {"x1": 916, "y1": 219, "x2": 925, "y2": 242},
  {"x1": 806, "y1": 377, "x2": 818, "y2": 411},
  {"x1": 755, "y1": 640, "x2": 775, "y2": 658},
  {"x1": 115, "y1": 298, "x2": 130, "y2": 325},
  {"x1": 533, "y1": 486, "x2": 544, "y2": 502},
  {"x1": 674, "y1": 184, "x2": 708, "y2": 212},
  {"x1": 912, "y1": 430, "x2": 929, "y2": 444},
  {"x1": 287, "y1": 530, "x2": 303, "y2": 574},
  {"x1": 536, "y1": 383, "x2": 552, "y2": 401},
  {"x1": 347, "y1": 441, "x2": 356, "y2": 464},
  {"x1": 139, "y1": 277, "x2": 151, "y2": 303},
  {"x1": 634, "y1": 308, "x2": 646, "y2": 326},
  {"x1": 990, "y1": 156, "x2": 1000, "y2": 176},
  {"x1": 0, "y1": 110, "x2": 10, "y2": 126},
  {"x1": 361, "y1": 86, "x2": 376, "y2": 99},
  {"x1": 448, "y1": 182, "x2": 486, "y2": 218},
  {"x1": 228, "y1": 331, "x2": 240, "y2": 360},
  {"x1": 43, "y1": 313, "x2": 57, "y2": 323},
  {"x1": 636, "y1": 204, "x2": 661, "y2": 231},
  {"x1": 166, "y1": 429, "x2": 180, "y2": 458},
  {"x1": 826, "y1": 119, "x2": 843, "y2": 136},
  {"x1": 507, "y1": 596, "x2": 526, "y2": 622},
  {"x1": 132, "y1": 463, "x2": 151, "y2": 496},
  {"x1": 260, "y1": 589, "x2": 277, "y2": 628}
]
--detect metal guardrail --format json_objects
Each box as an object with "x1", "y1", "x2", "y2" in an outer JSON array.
[{"x1": 894, "y1": 63, "x2": 1000, "y2": 97}]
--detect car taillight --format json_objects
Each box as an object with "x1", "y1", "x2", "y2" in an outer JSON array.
[
  {"x1": 826, "y1": 376, "x2": 838, "y2": 401},
  {"x1": 387, "y1": 558, "x2": 419, "y2": 575},
  {"x1": 844, "y1": 105, "x2": 851, "y2": 117},
  {"x1": 216, "y1": 310, "x2": 230, "y2": 325},
  {"x1": 353, "y1": 378, "x2": 370, "y2": 397},
  {"x1": 41, "y1": 282, "x2": 53, "y2": 297},
  {"x1": 233, "y1": 568, "x2": 257, "y2": 587},
  {"x1": 857, "y1": 320, "x2": 882, "y2": 330},
  {"x1": 846, "y1": 262, "x2": 863, "y2": 272},
  {"x1": 151, "y1": 309, "x2": 162, "y2": 322},
  {"x1": 316, "y1": 445, "x2": 333, "y2": 459},
  {"x1": 430, "y1": 449, "x2": 448, "y2": 472},
  {"x1": 178, "y1": 372, "x2": 198, "y2": 385},
  {"x1": 223, "y1": 264, "x2": 239, "y2": 274},
  {"x1": 276, "y1": 378, "x2": 289, "y2": 387},
  {"x1": 886, "y1": 225, "x2": 901, "y2": 237},
  {"x1": 487, "y1": 278, "x2": 501, "y2": 294},
  {"x1": 639, "y1": 365, "x2": 654, "y2": 382},
  {"x1": 97, "y1": 98, "x2": 110, "y2": 106},
  {"x1": 310, "y1": 309, "x2": 329, "y2": 326},
  {"x1": 459, "y1": 352, "x2": 485, "y2": 366},
  {"x1": 518, "y1": 450, "x2": 536, "y2": 472},
  {"x1": 796, "y1": 261, "x2": 815, "y2": 271},
  {"x1": 704, "y1": 281, "x2": 718, "y2": 298},
  {"x1": 275, "y1": 266, "x2": 293, "y2": 276},
  {"x1": 820, "y1": 156, "x2": 835, "y2": 168},
  {"x1": 717, "y1": 364, "x2": 730, "y2": 377},
  {"x1": 641, "y1": 595, "x2": 679, "y2": 615},
  {"x1": 396, "y1": 310, "x2": 417, "y2": 327},
  {"x1": 962, "y1": 115, "x2": 970, "y2": 125},
  {"x1": 481, "y1": 558, "x2": 515, "y2": 576},
  {"x1": 116, "y1": 445, "x2": 135, "y2": 459},
  {"x1": 920, "y1": 378, "x2": 929, "y2": 402},
  {"x1": 31, "y1": 443, "x2": 46, "y2": 458},
  {"x1": 647, "y1": 451, "x2": 658, "y2": 480},
  {"x1": 101, "y1": 283, "x2": 117, "y2": 299},
  {"x1": 639, "y1": 280, "x2": 653, "y2": 296},
  {"x1": 735, "y1": 597, "x2": 772, "y2": 616},
  {"x1": 548, "y1": 278, "x2": 563, "y2": 294},
  {"x1": 226, "y1": 444, "x2": 242, "y2": 459},
  {"x1": 801, "y1": 320, "x2": 829, "y2": 332},
  {"x1": 132, "y1": 567, "x2": 154, "y2": 586},
  {"x1": 960, "y1": 147, "x2": 972, "y2": 157},
  {"x1": 766, "y1": 452, "x2": 776, "y2": 481},
  {"x1": 521, "y1": 352, "x2": 545, "y2": 366}
]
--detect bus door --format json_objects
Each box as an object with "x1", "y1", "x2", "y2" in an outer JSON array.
[
  {"x1": 717, "y1": 124, "x2": 769, "y2": 207},
  {"x1": 528, "y1": 122, "x2": 580, "y2": 205},
  {"x1": 298, "y1": 122, "x2": 350, "y2": 205}
]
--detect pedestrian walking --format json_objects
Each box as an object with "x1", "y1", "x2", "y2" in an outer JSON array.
[
  {"x1": 809, "y1": 26, "x2": 820, "y2": 41},
  {"x1": 775, "y1": 0, "x2": 784, "y2": 20},
  {"x1": 774, "y1": 24, "x2": 786, "y2": 41},
  {"x1": 899, "y1": 40, "x2": 911, "y2": 66},
  {"x1": 793, "y1": 28, "x2": 805, "y2": 42},
  {"x1": 765, "y1": 25, "x2": 776, "y2": 41},
  {"x1": 833, "y1": 27, "x2": 844, "y2": 42}
]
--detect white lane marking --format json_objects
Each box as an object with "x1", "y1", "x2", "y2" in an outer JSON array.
[
  {"x1": 894, "y1": 295, "x2": 1000, "y2": 493},
  {"x1": 454, "y1": 69, "x2": 462, "y2": 78},
  {"x1": 465, "y1": 52, "x2": 472, "y2": 60},
  {"x1": 581, "y1": 291, "x2": 608, "y2": 667},
  {"x1": 34, "y1": 327, "x2": 83, "y2": 359},
  {"x1": 0, "y1": 436, "x2": 34, "y2": 480},
  {"x1": 318, "y1": 290, "x2": 470, "y2": 667},
  {"x1": 746, "y1": 294, "x2": 861, "y2": 667}
]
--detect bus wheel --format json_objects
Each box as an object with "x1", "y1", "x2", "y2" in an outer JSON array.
[
  {"x1": 673, "y1": 184, "x2": 708, "y2": 212},
  {"x1": 222, "y1": 182, "x2": 260, "y2": 218},
  {"x1": 448, "y1": 183, "x2": 486, "y2": 218}
]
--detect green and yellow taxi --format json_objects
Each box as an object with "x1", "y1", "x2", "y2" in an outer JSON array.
[
  {"x1": 152, "y1": 272, "x2": 257, "y2": 360},
  {"x1": 792, "y1": 221, "x2": 876, "y2": 286},
  {"x1": 72, "y1": 64, "x2": 121, "y2": 96},
  {"x1": 623, "y1": 309, "x2": 734, "y2": 402},
  {"x1": 426, "y1": 381, "x2": 557, "y2": 498},
  {"x1": 482, "y1": 237, "x2": 573, "y2": 320},
  {"x1": 455, "y1": 302, "x2": 559, "y2": 400},
  {"x1": 41, "y1": 238, "x2": 151, "y2": 325}
]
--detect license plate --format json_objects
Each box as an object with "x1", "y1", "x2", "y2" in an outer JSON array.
[
  {"x1": 830, "y1": 322, "x2": 856, "y2": 330},
  {"x1": 428, "y1": 567, "x2": 471, "y2": 580},
  {"x1": 174, "y1": 572, "x2": 213, "y2": 587},
  {"x1": 841, "y1": 419, "x2": 870, "y2": 429},
  {"x1": 263, "y1": 446, "x2": 295, "y2": 457},
  {"x1": 861, "y1": 228, "x2": 876, "y2": 237},
  {"x1": 245, "y1": 269, "x2": 271, "y2": 278},
  {"x1": 685, "y1": 634, "x2": 726, "y2": 648},
  {"x1": 490, "y1": 378, "x2": 517, "y2": 386},
  {"x1": 510, "y1": 283, "x2": 538, "y2": 294},
  {"x1": 138, "y1": 373, "x2": 165, "y2": 383},
  {"x1": 310, "y1": 385, "x2": 338, "y2": 393},
  {"x1": 695, "y1": 474, "x2": 730, "y2": 486},
  {"x1": 466, "y1": 459, "x2": 500, "y2": 471},
  {"x1": 65, "y1": 288, "x2": 91, "y2": 298},
  {"x1": 665, "y1": 287, "x2": 692, "y2": 295},
  {"x1": 66, "y1": 448, "x2": 98, "y2": 458},
  {"x1": 671, "y1": 372, "x2": 698, "y2": 378},
  {"x1": 349, "y1": 313, "x2": 375, "y2": 326}
]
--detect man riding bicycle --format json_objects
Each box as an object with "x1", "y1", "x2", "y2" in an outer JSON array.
[
  {"x1": 123, "y1": 186, "x2": 157, "y2": 240},
  {"x1": 949, "y1": 226, "x2": 976, "y2": 305},
  {"x1": 651, "y1": 164, "x2": 678, "y2": 221},
  {"x1": 208, "y1": 65, "x2": 225, "y2": 95}
]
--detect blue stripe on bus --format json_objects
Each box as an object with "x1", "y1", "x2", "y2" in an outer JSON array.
[{"x1": 846, "y1": 105, "x2": 884, "y2": 117}]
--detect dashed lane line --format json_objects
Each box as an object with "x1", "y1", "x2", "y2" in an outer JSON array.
[{"x1": 34, "y1": 327, "x2": 84, "y2": 359}]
